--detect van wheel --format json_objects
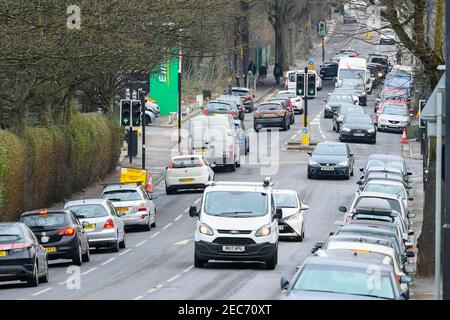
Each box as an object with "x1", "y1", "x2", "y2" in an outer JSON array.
[
  {"x1": 229, "y1": 162, "x2": 236, "y2": 172},
  {"x1": 119, "y1": 233, "x2": 126, "y2": 249},
  {"x1": 194, "y1": 254, "x2": 206, "y2": 268},
  {"x1": 266, "y1": 248, "x2": 278, "y2": 270}
]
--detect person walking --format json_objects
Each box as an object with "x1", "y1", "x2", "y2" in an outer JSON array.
[
  {"x1": 273, "y1": 63, "x2": 283, "y2": 85},
  {"x1": 257, "y1": 64, "x2": 267, "y2": 85},
  {"x1": 248, "y1": 60, "x2": 257, "y2": 76}
]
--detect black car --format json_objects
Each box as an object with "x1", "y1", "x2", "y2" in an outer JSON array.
[
  {"x1": 0, "y1": 222, "x2": 49, "y2": 287},
  {"x1": 20, "y1": 209, "x2": 90, "y2": 266},
  {"x1": 323, "y1": 93, "x2": 355, "y2": 118},
  {"x1": 368, "y1": 54, "x2": 390, "y2": 74},
  {"x1": 319, "y1": 62, "x2": 338, "y2": 80},
  {"x1": 268, "y1": 98, "x2": 295, "y2": 124},
  {"x1": 332, "y1": 103, "x2": 365, "y2": 132},
  {"x1": 307, "y1": 142, "x2": 354, "y2": 179},
  {"x1": 339, "y1": 114, "x2": 377, "y2": 144},
  {"x1": 254, "y1": 102, "x2": 290, "y2": 132}
]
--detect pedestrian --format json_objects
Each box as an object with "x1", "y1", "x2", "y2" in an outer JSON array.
[
  {"x1": 273, "y1": 63, "x2": 283, "y2": 85},
  {"x1": 248, "y1": 60, "x2": 256, "y2": 75},
  {"x1": 257, "y1": 64, "x2": 267, "y2": 85}
]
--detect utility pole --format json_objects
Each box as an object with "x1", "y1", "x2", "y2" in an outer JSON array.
[
  {"x1": 303, "y1": 67, "x2": 308, "y2": 128},
  {"x1": 138, "y1": 88, "x2": 146, "y2": 170},
  {"x1": 442, "y1": 0, "x2": 450, "y2": 300}
]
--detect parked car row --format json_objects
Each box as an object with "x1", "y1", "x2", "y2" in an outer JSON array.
[
  {"x1": 0, "y1": 183, "x2": 157, "y2": 287},
  {"x1": 282, "y1": 154, "x2": 415, "y2": 300}
]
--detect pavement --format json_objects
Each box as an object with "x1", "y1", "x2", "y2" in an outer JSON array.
[{"x1": 0, "y1": 9, "x2": 429, "y2": 300}]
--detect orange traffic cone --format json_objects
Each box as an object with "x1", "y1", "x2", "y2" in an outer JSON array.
[
  {"x1": 145, "y1": 172, "x2": 153, "y2": 192},
  {"x1": 401, "y1": 128, "x2": 407, "y2": 143}
]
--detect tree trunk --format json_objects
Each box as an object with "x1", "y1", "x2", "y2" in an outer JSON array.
[{"x1": 434, "y1": 0, "x2": 444, "y2": 59}]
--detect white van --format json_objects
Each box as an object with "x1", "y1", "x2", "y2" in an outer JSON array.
[
  {"x1": 188, "y1": 115, "x2": 240, "y2": 171},
  {"x1": 337, "y1": 57, "x2": 368, "y2": 88},
  {"x1": 189, "y1": 178, "x2": 281, "y2": 269}
]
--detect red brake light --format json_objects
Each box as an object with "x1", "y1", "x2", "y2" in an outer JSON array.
[
  {"x1": 199, "y1": 159, "x2": 205, "y2": 167},
  {"x1": 255, "y1": 110, "x2": 261, "y2": 117},
  {"x1": 59, "y1": 227, "x2": 76, "y2": 236},
  {"x1": 168, "y1": 161, "x2": 174, "y2": 169},
  {"x1": 138, "y1": 203, "x2": 147, "y2": 212},
  {"x1": 103, "y1": 218, "x2": 114, "y2": 229},
  {"x1": 203, "y1": 109, "x2": 209, "y2": 115}
]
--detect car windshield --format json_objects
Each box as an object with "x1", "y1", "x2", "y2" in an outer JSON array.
[
  {"x1": 344, "y1": 116, "x2": 372, "y2": 124},
  {"x1": 102, "y1": 190, "x2": 142, "y2": 202},
  {"x1": 382, "y1": 106, "x2": 408, "y2": 116},
  {"x1": 204, "y1": 191, "x2": 268, "y2": 217},
  {"x1": 0, "y1": 224, "x2": 24, "y2": 242},
  {"x1": 355, "y1": 197, "x2": 402, "y2": 214},
  {"x1": 274, "y1": 193, "x2": 298, "y2": 209},
  {"x1": 370, "y1": 58, "x2": 387, "y2": 65},
  {"x1": 206, "y1": 102, "x2": 231, "y2": 112},
  {"x1": 314, "y1": 144, "x2": 347, "y2": 156},
  {"x1": 22, "y1": 213, "x2": 69, "y2": 229},
  {"x1": 277, "y1": 92, "x2": 296, "y2": 99},
  {"x1": 364, "y1": 184, "x2": 406, "y2": 198},
  {"x1": 171, "y1": 157, "x2": 203, "y2": 168},
  {"x1": 293, "y1": 263, "x2": 395, "y2": 299},
  {"x1": 339, "y1": 70, "x2": 365, "y2": 81},
  {"x1": 329, "y1": 95, "x2": 353, "y2": 103},
  {"x1": 66, "y1": 204, "x2": 108, "y2": 218},
  {"x1": 367, "y1": 159, "x2": 404, "y2": 172}
]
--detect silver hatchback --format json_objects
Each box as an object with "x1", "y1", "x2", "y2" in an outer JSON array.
[{"x1": 65, "y1": 199, "x2": 126, "y2": 252}]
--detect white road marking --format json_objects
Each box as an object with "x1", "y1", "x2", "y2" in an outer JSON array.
[
  {"x1": 183, "y1": 265, "x2": 194, "y2": 273},
  {"x1": 82, "y1": 267, "x2": 97, "y2": 275},
  {"x1": 167, "y1": 274, "x2": 181, "y2": 282},
  {"x1": 184, "y1": 208, "x2": 190, "y2": 213},
  {"x1": 119, "y1": 249, "x2": 132, "y2": 256},
  {"x1": 101, "y1": 258, "x2": 115, "y2": 266},
  {"x1": 174, "y1": 214, "x2": 183, "y2": 221},
  {"x1": 194, "y1": 198, "x2": 201, "y2": 205},
  {"x1": 163, "y1": 223, "x2": 172, "y2": 230},
  {"x1": 32, "y1": 287, "x2": 53, "y2": 296},
  {"x1": 135, "y1": 240, "x2": 147, "y2": 247},
  {"x1": 156, "y1": 284, "x2": 164, "y2": 289},
  {"x1": 133, "y1": 296, "x2": 144, "y2": 300},
  {"x1": 58, "y1": 281, "x2": 66, "y2": 286},
  {"x1": 175, "y1": 239, "x2": 190, "y2": 245},
  {"x1": 150, "y1": 231, "x2": 160, "y2": 238}
]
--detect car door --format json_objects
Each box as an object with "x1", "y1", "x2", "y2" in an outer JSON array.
[
  {"x1": 108, "y1": 202, "x2": 124, "y2": 240},
  {"x1": 71, "y1": 212, "x2": 88, "y2": 252},
  {"x1": 28, "y1": 228, "x2": 46, "y2": 272},
  {"x1": 141, "y1": 187, "x2": 155, "y2": 216}
]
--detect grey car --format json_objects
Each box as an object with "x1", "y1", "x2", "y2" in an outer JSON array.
[
  {"x1": 280, "y1": 249, "x2": 409, "y2": 300},
  {"x1": 65, "y1": 199, "x2": 126, "y2": 252}
]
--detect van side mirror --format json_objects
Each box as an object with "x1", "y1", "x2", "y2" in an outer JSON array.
[
  {"x1": 189, "y1": 206, "x2": 199, "y2": 218},
  {"x1": 275, "y1": 208, "x2": 283, "y2": 220}
]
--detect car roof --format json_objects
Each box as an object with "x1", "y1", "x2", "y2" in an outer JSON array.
[
  {"x1": 337, "y1": 225, "x2": 398, "y2": 237},
  {"x1": 259, "y1": 101, "x2": 283, "y2": 106},
  {"x1": 368, "y1": 154, "x2": 404, "y2": 161},
  {"x1": 171, "y1": 154, "x2": 203, "y2": 160},
  {"x1": 309, "y1": 250, "x2": 393, "y2": 270},
  {"x1": 365, "y1": 179, "x2": 405, "y2": 187},
  {"x1": 273, "y1": 189, "x2": 298, "y2": 195},
  {"x1": 21, "y1": 208, "x2": 71, "y2": 217},
  {"x1": 65, "y1": 199, "x2": 110, "y2": 207},
  {"x1": 326, "y1": 237, "x2": 395, "y2": 253},
  {"x1": 366, "y1": 166, "x2": 403, "y2": 174},
  {"x1": 349, "y1": 219, "x2": 399, "y2": 229},
  {"x1": 355, "y1": 191, "x2": 403, "y2": 201},
  {"x1": 232, "y1": 87, "x2": 249, "y2": 91},
  {"x1": 277, "y1": 90, "x2": 295, "y2": 94},
  {"x1": 103, "y1": 184, "x2": 142, "y2": 192},
  {"x1": 317, "y1": 141, "x2": 346, "y2": 146}
]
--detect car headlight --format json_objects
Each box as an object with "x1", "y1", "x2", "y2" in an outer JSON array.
[
  {"x1": 309, "y1": 159, "x2": 318, "y2": 166},
  {"x1": 367, "y1": 128, "x2": 375, "y2": 133},
  {"x1": 199, "y1": 223, "x2": 214, "y2": 236},
  {"x1": 342, "y1": 127, "x2": 351, "y2": 132},
  {"x1": 256, "y1": 224, "x2": 271, "y2": 237},
  {"x1": 378, "y1": 72, "x2": 383, "y2": 77},
  {"x1": 338, "y1": 160, "x2": 348, "y2": 166}
]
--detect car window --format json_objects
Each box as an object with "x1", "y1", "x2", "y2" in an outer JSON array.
[
  {"x1": 293, "y1": 263, "x2": 395, "y2": 299},
  {"x1": 205, "y1": 102, "x2": 231, "y2": 112},
  {"x1": 344, "y1": 116, "x2": 372, "y2": 124},
  {"x1": 314, "y1": 144, "x2": 347, "y2": 156},
  {"x1": 102, "y1": 190, "x2": 142, "y2": 202},
  {"x1": 0, "y1": 224, "x2": 24, "y2": 243},
  {"x1": 21, "y1": 213, "x2": 69, "y2": 229},
  {"x1": 329, "y1": 94, "x2": 353, "y2": 103},
  {"x1": 203, "y1": 191, "x2": 268, "y2": 217},
  {"x1": 364, "y1": 184, "x2": 406, "y2": 198},
  {"x1": 172, "y1": 157, "x2": 203, "y2": 168},
  {"x1": 382, "y1": 106, "x2": 408, "y2": 116},
  {"x1": 274, "y1": 193, "x2": 298, "y2": 208},
  {"x1": 277, "y1": 92, "x2": 296, "y2": 99},
  {"x1": 258, "y1": 104, "x2": 282, "y2": 111},
  {"x1": 66, "y1": 204, "x2": 109, "y2": 219}
]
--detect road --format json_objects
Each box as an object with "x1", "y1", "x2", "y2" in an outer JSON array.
[{"x1": 0, "y1": 17, "x2": 423, "y2": 300}]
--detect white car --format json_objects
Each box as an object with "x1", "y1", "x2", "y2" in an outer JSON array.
[
  {"x1": 189, "y1": 178, "x2": 280, "y2": 269},
  {"x1": 274, "y1": 189, "x2": 309, "y2": 241},
  {"x1": 101, "y1": 184, "x2": 157, "y2": 231},
  {"x1": 362, "y1": 179, "x2": 411, "y2": 212},
  {"x1": 276, "y1": 90, "x2": 303, "y2": 114},
  {"x1": 165, "y1": 155, "x2": 215, "y2": 194},
  {"x1": 377, "y1": 104, "x2": 411, "y2": 132}
]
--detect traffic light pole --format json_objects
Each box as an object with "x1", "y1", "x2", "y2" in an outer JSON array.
[
  {"x1": 139, "y1": 89, "x2": 146, "y2": 170},
  {"x1": 129, "y1": 126, "x2": 133, "y2": 164},
  {"x1": 322, "y1": 37, "x2": 325, "y2": 64},
  {"x1": 304, "y1": 67, "x2": 308, "y2": 129}
]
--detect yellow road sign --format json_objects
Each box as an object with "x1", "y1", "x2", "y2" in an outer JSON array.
[{"x1": 120, "y1": 167, "x2": 147, "y2": 185}]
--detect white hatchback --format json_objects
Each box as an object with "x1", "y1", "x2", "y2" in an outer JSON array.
[
  {"x1": 274, "y1": 190, "x2": 309, "y2": 241},
  {"x1": 165, "y1": 155, "x2": 215, "y2": 195}
]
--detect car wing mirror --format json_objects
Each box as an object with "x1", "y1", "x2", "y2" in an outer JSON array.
[
  {"x1": 400, "y1": 276, "x2": 412, "y2": 284},
  {"x1": 311, "y1": 241, "x2": 325, "y2": 254},
  {"x1": 81, "y1": 221, "x2": 90, "y2": 228},
  {"x1": 338, "y1": 206, "x2": 347, "y2": 213},
  {"x1": 404, "y1": 265, "x2": 415, "y2": 275},
  {"x1": 301, "y1": 204, "x2": 309, "y2": 211},
  {"x1": 407, "y1": 212, "x2": 416, "y2": 219},
  {"x1": 359, "y1": 167, "x2": 364, "y2": 172},
  {"x1": 275, "y1": 208, "x2": 283, "y2": 220},
  {"x1": 189, "y1": 206, "x2": 199, "y2": 218},
  {"x1": 408, "y1": 229, "x2": 415, "y2": 236},
  {"x1": 280, "y1": 276, "x2": 290, "y2": 290},
  {"x1": 148, "y1": 193, "x2": 157, "y2": 200},
  {"x1": 357, "y1": 180, "x2": 363, "y2": 186},
  {"x1": 408, "y1": 197, "x2": 414, "y2": 201},
  {"x1": 307, "y1": 152, "x2": 312, "y2": 156},
  {"x1": 405, "y1": 242, "x2": 413, "y2": 250}
]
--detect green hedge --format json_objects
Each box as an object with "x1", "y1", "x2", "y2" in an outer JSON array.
[{"x1": 0, "y1": 114, "x2": 123, "y2": 222}]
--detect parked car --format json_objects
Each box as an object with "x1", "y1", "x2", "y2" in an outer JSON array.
[
  {"x1": 64, "y1": 199, "x2": 126, "y2": 252},
  {"x1": 101, "y1": 184, "x2": 157, "y2": 231},
  {"x1": 307, "y1": 142, "x2": 354, "y2": 180},
  {"x1": 20, "y1": 209, "x2": 90, "y2": 266},
  {"x1": 361, "y1": 154, "x2": 410, "y2": 181},
  {"x1": 165, "y1": 155, "x2": 215, "y2": 194},
  {"x1": 362, "y1": 179, "x2": 412, "y2": 211},
  {"x1": 274, "y1": 189, "x2": 309, "y2": 241},
  {"x1": 254, "y1": 101, "x2": 291, "y2": 132},
  {"x1": 377, "y1": 104, "x2": 411, "y2": 132},
  {"x1": 280, "y1": 249, "x2": 409, "y2": 300},
  {"x1": 339, "y1": 114, "x2": 377, "y2": 144},
  {"x1": 0, "y1": 222, "x2": 49, "y2": 287}
]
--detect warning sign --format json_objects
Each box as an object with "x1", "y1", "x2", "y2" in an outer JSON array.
[{"x1": 120, "y1": 167, "x2": 147, "y2": 185}]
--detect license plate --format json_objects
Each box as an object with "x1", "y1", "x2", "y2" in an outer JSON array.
[
  {"x1": 0, "y1": 251, "x2": 6, "y2": 257},
  {"x1": 353, "y1": 133, "x2": 365, "y2": 137},
  {"x1": 45, "y1": 247, "x2": 57, "y2": 253},
  {"x1": 321, "y1": 166, "x2": 335, "y2": 171},
  {"x1": 179, "y1": 178, "x2": 194, "y2": 183},
  {"x1": 194, "y1": 149, "x2": 207, "y2": 155},
  {"x1": 116, "y1": 207, "x2": 129, "y2": 213},
  {"x1": 84, "y1": 224, "x2": 95, "y2": 231},
  {"x1": 222, "y1": 245, "x2": 245, "y2": 252},
  {"x1": 263, "y1": 113, "x2": 276, "y2": 117}
]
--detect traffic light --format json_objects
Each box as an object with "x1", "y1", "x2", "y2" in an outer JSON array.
[
  {"x1": 131, "y1": 100, "x2": 142, "y2": 127},
  {"x1": 319, "y1": 21, "x2": 326, "y2": 37},
  {"x1": 307, "y1": 73, "x2": 317, "y2": 97},
  {"x1": 120, "y1": 99, "x2": 131, "y2": 127},
  {"x1": 296, "y1": 73, "x2": 305, "y2": 97}
]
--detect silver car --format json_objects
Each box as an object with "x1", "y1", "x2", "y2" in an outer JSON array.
[
  {"x1": 65, "y1": 199, "x2": 126, "y2": 252},
  {"x1": 101, "y1": 184, "x2": 157, "y2": 231}
]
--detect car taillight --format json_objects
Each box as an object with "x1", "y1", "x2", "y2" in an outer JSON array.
[
  {"x1": 203, "y1": 109, "x2": 209, "y2": 115},
  {"x1": 287, "y1": 101, "x2": 291, "y2": 107},
  {"x1": 296, "y1": 98, "x2": 301, "y2": 102},
  {"x1": 138, "y1": 202, "x2": 147, "y2": 212},
  {"x1": 245, "y1": 95, "x2": 252, "y2": 101},
  {"x1": 103, "y1": 218, "x2": 114, "y2": 229},
  {"x1": 199, "y1": 159, "x2": 205, "y2": 167},
  {"x1": 59, "y1": 227, "x2": 76, "y2": 236},
  {"x1": 395, "y1": 274, "x2": 401, "y2": 282},
  {"x1": 229, "y1": 111, "x2": 237, "y2": 116},
  {"x1": 255, "y1": 110, "x2": 261, "y2": 117},
  {"x1": 168, "y1": 161, "x2": 174, "y2": 169}
]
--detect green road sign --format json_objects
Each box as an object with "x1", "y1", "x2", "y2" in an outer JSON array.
[{"x1": 150, "y1": 58, "x2": 179, "y2": 116}]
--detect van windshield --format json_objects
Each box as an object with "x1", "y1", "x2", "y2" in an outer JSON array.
[{"x1": 204, "y1": 191, "x2": 268, "y2": 217}]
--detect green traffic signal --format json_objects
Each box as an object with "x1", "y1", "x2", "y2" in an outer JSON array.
[{"x1": 120, "y1": 100, "x2": 131, "y2": 127}]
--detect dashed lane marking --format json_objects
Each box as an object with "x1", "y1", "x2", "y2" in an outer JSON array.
[
  {"x1": 133, "y1": 296, "x2": 144, "y2": 300},
  {"x1": 174, "y1": 214, "x2": 183, "y2": 221},
  {"x1": 167, "y1": 274, "x2": 181, "y2": 283},
  {"x1": 32, "y1": 287, "x2": 53, "y2": 296},
  {"x1": 194, "y1": 198, "x2": 201, "y2": 205},
  {"x1": 135, "y1": 240, "x2": 147, "y2": 247},
  {"x1": 183, "y1": 265, "x2": 194, "y2": 273},
  {"x1": 150, "y1": 231, "x2": 161, "y2": 238},
  {"x1": 101, "y1": 258, "x2": 115, "y2": 266},
  {"x1": 81, "y1": 267, "x2": 97, "y2": 275},
  {"x1": 119, "y1": 249, "x2": 132, "y2": 256},
  {"x1": 163, "y1": 223, "x2": 172, "y2": 230}
]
